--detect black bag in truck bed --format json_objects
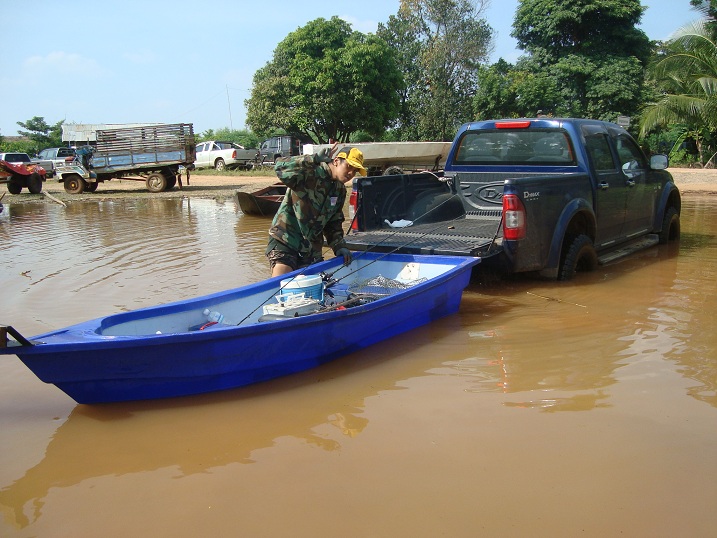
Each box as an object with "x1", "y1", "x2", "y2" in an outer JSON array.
[{"x1": 344, "y1": 172, "x2": 501, "y2": 256}]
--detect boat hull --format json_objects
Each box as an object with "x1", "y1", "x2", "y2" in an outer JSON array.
[
  {"x1": 235, "y1": 183, "x2": 286, "y2": 216},
  {"x1": 3, "y1": 253, "x2": 479, "y2": 404}
]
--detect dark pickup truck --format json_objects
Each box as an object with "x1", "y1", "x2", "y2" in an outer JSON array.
[{"x1": 344, "y1": 118, "x2": 681, "y2": 280}]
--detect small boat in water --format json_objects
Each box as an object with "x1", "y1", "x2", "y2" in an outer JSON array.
[
  {"x1": 0, "y1": 252, "x2": 479, "y2": 404},
  {"x1": 235, "y1": 183, "x2": 287, "y2": 216}
]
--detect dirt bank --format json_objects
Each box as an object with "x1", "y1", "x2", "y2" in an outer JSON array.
[{"x1": 2, "y1": 168, "x2": 716, "y2": 205}]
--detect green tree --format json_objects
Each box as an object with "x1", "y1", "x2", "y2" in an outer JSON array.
[
  {"x1": 16, "y1": 117, "x2": 64, "y2": 152},
  {"x1": 473, "y1": 58, "x2": 562, "y2": 119},
  {"x1": 245, "y1": 17, "x2": 403, "y2": 143},
  {"x1": 197, "y1": 128, "x2": 260, "y2": 148},
  {"x1": 506, "y1": 0, "x2": 651, "y2": 120},
  {"x1": 378, "y1": 0, "x2": 492, "y2": 141},
  {"x1": 691, "y1": 0, "x2": 717, "y2": 38},
  {"x1": 640, "y1": 19, "x2": 717, "y2": 166}
]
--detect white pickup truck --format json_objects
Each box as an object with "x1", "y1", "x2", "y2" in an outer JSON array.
[
  {"x1": 194, "y1": 141, "x2": 259, "y2": 171},
  {"x1": 32, "y1": 147, "x2": 76, "y2": 178}
]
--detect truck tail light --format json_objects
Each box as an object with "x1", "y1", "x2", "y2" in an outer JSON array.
[
  {"x1": 502, "y1": 194, "x2": 526, "y2": 240},
  {"x1": 495, "y1": 121, "x2": 531, "y2": 129},
  {"x1": 349, "y1": 185, "x2": 358, "y2": 230},
  {"x1": 231, "y1": 150, "x2": 237, "y2": 159}
]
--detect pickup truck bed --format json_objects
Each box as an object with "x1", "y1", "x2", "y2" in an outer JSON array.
[{"x1": 345, "y1": 172, "x2": 501, "y2": 256}]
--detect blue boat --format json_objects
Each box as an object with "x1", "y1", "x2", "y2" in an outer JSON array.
[{"x1": 0, "y1": 252, "x2": 479, "y2": 404}]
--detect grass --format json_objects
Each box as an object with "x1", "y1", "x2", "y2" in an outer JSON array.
[{"x1": 191, "y1": 165, "x2": 275, "y2": 177}]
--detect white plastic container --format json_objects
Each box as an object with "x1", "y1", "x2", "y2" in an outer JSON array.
[
  {"x1": 263, "y1": 294, "x2": 321, "y2": 317},
  {"x1": 280, "y1": 275, "x2": 324, "y2": 302}
]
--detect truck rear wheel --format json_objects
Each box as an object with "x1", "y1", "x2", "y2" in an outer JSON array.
[
  {"x1": 146, "y1": 173, "x2": 167, "y2": 193},
  {"x1": 558, "y1": 234, "x2": 598, "y2": 281},
  {"x1": 214, "y1": 158, "x2": 226, "y2": 171},
  {"x1": 7, "y1": 176, "x2": 22, "y2": 194},
  {"x1": 27, "y1": 173, "x2": 43, "y2": 194},
  {"x1": 64, "y1": 174, "x2": 86, "y2": 194}
]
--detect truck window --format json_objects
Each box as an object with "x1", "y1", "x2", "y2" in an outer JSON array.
[
  {"x1": 454, "y1": 130, "x2": 574, "y2": 165},
  {"x1": 585, "y1": 133, "x2": 616, "y2": 171},
  {"x1": 614, "y1": 135, "x2": 647, "y2": 170}
]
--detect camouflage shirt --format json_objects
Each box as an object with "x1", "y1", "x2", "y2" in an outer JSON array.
[{"x1": 268, "y1": 154, "x2": 347, "y2": 259}]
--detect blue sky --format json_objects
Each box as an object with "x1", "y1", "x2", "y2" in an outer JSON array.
[{"x1": 0, "y1": 0, "x2": 700, "y2": 138}]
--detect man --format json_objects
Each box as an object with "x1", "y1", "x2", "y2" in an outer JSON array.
[{"x1": 266, "y1": 145, "x2": 367, "y2": 277}]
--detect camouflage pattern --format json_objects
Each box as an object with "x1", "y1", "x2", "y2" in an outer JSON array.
[{"x1": 267, "y1": 154, "x2": 347, "y2": 260}]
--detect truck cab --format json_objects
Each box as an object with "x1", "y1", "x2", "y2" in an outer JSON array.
[{"x1": 259, "y1": 136, "x2": 304, "y2": 164}]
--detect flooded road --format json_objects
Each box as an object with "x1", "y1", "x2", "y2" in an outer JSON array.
[{"x1": 1, "y1": 195, "x2": 715, "y2": 537}]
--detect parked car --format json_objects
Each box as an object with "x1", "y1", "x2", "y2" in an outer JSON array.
[
  {"x1": 194, "y1": 141, "x2": 259, "y2": 171},
  {"x1": 32, "y1": 147, "x2": 76, "y2": 178},
  {"x1": 258, "y1": 135, "x2": 305, "y2": 164}
]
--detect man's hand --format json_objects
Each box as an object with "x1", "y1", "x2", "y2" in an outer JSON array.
[
  {"x1": 335, "y1": 247, "x2": 352, "y2": 266},
  {"x1": 314, "y1": 142, "x2": 339, "y2": 163}
]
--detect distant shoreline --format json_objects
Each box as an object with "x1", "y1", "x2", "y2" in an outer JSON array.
[{"x1": 3, "y1": 168, "x2": 716, "y2": 205}]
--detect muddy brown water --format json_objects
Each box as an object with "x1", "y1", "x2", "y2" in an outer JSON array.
[{"x1": 0, "y1": 194, "x2": 715, "y2": 537}]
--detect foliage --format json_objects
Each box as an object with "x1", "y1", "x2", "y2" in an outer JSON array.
[
  {"x1": 473, "y1": 58, "x2": 562, "y2": 119},
  {"x1": 245, "y1": 17, "x2": 403, "y2": 144},
  {"x1": 474, "y1": 0, "x2": 651, "y2": 121},
  {"x1": 0, "y1": 138, "x2": 37, "y2": 154},
  {"x1": 378, "y1": 0, "x2": 492, "y2": 141},
  {"x1": 641, "y1": 19, "x2": 717, "y2": 166},
  {"x1": 197, "y1": 128, "x2": 260, "y2": 148},
  {"x1": 691, "y1": 0, "x2": 717, "y2": 39},
  {"x1": 16, "y1": 117, "x2": 65, "y2": 154}
]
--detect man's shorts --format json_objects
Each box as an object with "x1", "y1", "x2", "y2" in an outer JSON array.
[{"x1": 266, "y1": 238, "x2": 322, "y2": 272}]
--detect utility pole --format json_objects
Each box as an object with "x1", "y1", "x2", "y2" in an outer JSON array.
[{"x1": 226, "y1": 85, "x2": 233, "y2": 130}]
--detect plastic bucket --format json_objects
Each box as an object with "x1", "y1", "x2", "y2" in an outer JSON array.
[{"x1": 280, "y1": 274, "x2": 324, "y2": 302}]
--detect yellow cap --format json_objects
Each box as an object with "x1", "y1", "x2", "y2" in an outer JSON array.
[{"x1": 336, "y1": 147, "x2": 367, "y2": 176}]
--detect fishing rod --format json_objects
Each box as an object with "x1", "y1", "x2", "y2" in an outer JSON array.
[
  {"x1": 319, "y1": 174, "x2": 474, "y2": 285},
  {"x1": 237, "y1": 173, "x2": 474, "y2": 326},
  {"x1": 320, "y1": 207, "x2": 472, "y2": 290},
  {"x1": 236, "y1": 186, "x2": 467, "y2": 327}
]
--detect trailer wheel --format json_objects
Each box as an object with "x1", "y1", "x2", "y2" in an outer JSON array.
[
  {"x1": 27, "y1": 173, "x2": 43, "y2": 194},
  {"x1": 165, "y1": 176, "x2": 177, "y2": 189},
  {"x1": 558, "y1": 234, "x2": 597, "y2": 281},
  {"x1": 146, "y1": 173, "x2": 167, "y2": 193},
  {"x1": 7, "y1": 176, "x2": 23, "y2": 194},
  {"x1": 64, "y1": 174, "x2": 86, "y2": 194},
  {"x1": 383, "y1": 166, "x2": 404, "y2": 176},
  {"x1": 214, "y1": 158, "x2": 226, "y2": 171}
]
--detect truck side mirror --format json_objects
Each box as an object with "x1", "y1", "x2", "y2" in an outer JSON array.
[{"x1": 650, "y1": 154, "x2": 669, "y2": 170}]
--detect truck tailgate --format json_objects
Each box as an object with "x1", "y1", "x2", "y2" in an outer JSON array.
[{"x1": 344, "y1": 216, "x2": 500, "y2": 256}]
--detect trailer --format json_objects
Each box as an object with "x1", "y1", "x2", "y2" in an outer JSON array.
[
  {"x1": 55, "y1": 123, "x2": 196, "y2": 194},
  {"x1": 0, "y1": 158, "x2": 47, "y2": 194},
  {"x1": 302, "y1": 141, "x2": 452, "y2": 175}
]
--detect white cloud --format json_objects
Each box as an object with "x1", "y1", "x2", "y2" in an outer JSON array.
[
  {"x1": 122, "y1": 50, "x2": 159, "y2": 65},
  {"x1": 23, "y1": 51, "x2": 109, "y2": 78},
  {"x1": 340, "y1": 15, "x2": 380, "y2": 34}
]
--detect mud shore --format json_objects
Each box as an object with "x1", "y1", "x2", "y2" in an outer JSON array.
[{"x1": 3, "y1": 168, "x2": 716, "y2": 205}]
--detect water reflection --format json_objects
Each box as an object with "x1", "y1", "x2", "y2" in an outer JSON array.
[
  {"x1": 0, "y1": 318, "x2": 460, "y2": 528},
  {"x1": 433, "y1": 218, "x2": 716, "y2": 412}
]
